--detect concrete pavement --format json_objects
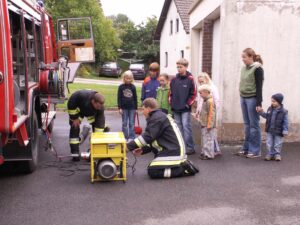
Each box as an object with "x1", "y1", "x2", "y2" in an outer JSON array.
[{"x1": 0, "y1": 111, "x2": 300, "y2": 225}]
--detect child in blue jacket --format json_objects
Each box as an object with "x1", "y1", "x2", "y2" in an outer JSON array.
[
  {"x1": 259, "y1": 93, "x2": 288, "y2": 161},
  {"x1": 141, "y1": 62, "x2": 160, "y2": 102}
]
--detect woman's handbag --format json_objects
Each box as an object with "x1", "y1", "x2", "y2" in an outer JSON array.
[{"x1": 134, "y1": 112, "x2": 142, "y2": 135}]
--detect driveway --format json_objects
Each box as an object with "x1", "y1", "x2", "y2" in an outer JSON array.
[{"x1": 0, "y1": 111, "x2": 300, "y2": 225}]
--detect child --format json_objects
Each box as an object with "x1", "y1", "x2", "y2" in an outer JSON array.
[
  {"x1": 198, "y1": 85, "x2": 220, "y2": 160},
  {"x1": 196, "y1": 72, "x2": 220, "y2": 115},
  {"x1": 259, "y1": 93, "x2": 288, "y2": 161},
  {"x1": 169, "y1": 58, "x2": 196, "y2": 155},
  {"x1": 118, "y1": 70, "x2": 138, "y2": 141},
  {"x1": 156, "y1": 73, "x2": 172, "y2": 114},
  {"x1": 141, "y1": 62, "x2": 160, "y2": 102},
  {"x1": 196, "y1": 72, "x2": 221, "y2": 156}
]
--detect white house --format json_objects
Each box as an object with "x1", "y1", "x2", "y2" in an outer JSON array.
[
  {"x1": 157, "y1": 0, "x2": 300, "y2": 142},
  {"x1": 154, "y1": 0, "x2": 194, "y2": 75}
]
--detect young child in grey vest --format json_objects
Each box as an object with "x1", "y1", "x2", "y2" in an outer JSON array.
[
  {"x1": 198, "y1": 84, "x2": 220, "y2": 160},
  {"x1": 258, "y1": 93, "x2": 288, "y2": 161}
]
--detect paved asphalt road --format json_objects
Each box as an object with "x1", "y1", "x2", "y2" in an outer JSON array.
[{"x1": 1, "y1": 111, "x2": 300, "y2": 225}]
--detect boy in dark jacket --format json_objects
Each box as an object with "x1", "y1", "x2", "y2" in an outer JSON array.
[
  {"x1": 259, "y1": 93, "x2": 288, "y2": 161},
  {"x1": 169, "y1": 58, "x2": 197, "y2": 155}
]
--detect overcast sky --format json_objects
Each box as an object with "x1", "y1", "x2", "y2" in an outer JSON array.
[{"x1": 101, "y1": 0, "x2": 165, "y2": 24}]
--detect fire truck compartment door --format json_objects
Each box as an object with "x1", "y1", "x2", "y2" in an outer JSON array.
[{"x1": 57, "y1": 17, "x2": 95, "y2": 63}]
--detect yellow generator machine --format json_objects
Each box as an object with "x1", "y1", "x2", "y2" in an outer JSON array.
[{"x1": 90, "y1": 132, "x2": 127, "y2": 183}]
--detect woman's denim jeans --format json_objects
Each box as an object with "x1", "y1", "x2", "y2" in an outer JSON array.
[{"x1": 240, "y1": 97, "x2": 261, "y2": 155}]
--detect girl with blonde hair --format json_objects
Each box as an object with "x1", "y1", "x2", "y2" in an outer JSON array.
[
  {"x1": 196, "y1": 72, "x2": 220, "y2": 114},
  {"x1": 118, "y1": 70, "x2": 138, "y2": 141}
]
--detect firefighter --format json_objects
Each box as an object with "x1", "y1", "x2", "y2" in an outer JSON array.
[
  {"x1": 127, "y1": 98, "x2": 199, "y2": 179},
  {"x1": 67, "y1": 90, "x2": 105, "y2": 161}
]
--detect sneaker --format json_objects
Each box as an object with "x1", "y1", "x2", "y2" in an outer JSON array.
[
  {"x1": 215, "y1": 151, "x2": 222, "y2": 157},
  {"x1": 199, "y1": 155, "x2": 213, "y2": 160},
  {"x1": 246, "y1": 153, "x2": 261, "y2": 159},
  {"x1": 236, "y1": 150, "x2": 247, "y2": 156},
  {"x1": 275, "y1": 155, "x2": 281, "y2": 161},
  {"x1": 186, "y1": 149, "x2": 196, "y2": 155},
  {"x1": 264, "y1": 155, "x2": 273, "y2": 161}
]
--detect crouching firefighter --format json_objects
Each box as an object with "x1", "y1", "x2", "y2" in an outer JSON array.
[
  {"x1": 68, "y1": 90, "x2": 106, "y2": 161},
  {"x1": 127, "y1": 98, "x2": 199, "y2": 179}
]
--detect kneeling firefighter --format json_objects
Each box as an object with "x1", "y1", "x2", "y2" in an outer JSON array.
[
  {"x1": 127, "y1": 98, "x2": 199, "y2": 179},
  {"x1": 68, "y1": 90, "x2": 107, "y2": 161}
]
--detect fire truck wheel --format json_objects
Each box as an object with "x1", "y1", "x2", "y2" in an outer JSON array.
[{"x1": 19, "y1": 110, "x2": 39, "y2": 173}]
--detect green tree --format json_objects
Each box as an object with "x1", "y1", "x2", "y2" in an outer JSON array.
[
  {"x1": 108, "y1": 14, "x2": 137, "y2": 52},
  {"x1": 136, "y1": 16, "x2": 159, "y2": 63},
  {"x1": 108, "y1": 15, "x2": 159, "y2": 63},
  {"x1": 45, "y1": 0, "x2": 120, "y2": 63}
]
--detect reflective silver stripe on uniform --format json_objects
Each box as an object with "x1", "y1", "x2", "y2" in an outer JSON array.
[
  {"x1": 152, "y1": 140, "x2": 163, "y2": 152},
  {"x1": 69, "y1": 138, "x2": 80, "y2": 144},
  {"x1": 134, "y1": 136, "x2": 147, "y2": 148},
  {"x1": 68, "y1": 107, "x2": 80, "y2": 115},
  {"x1": 167, "y1": 115, "x2": 186, "y2": 157},
  {"x1": 87, "y1": 116, "x2": 95, "y2": 124},
  {"x1": 150, "y1": 160, "x2": 184, "y2": 167},
  {"x1": 134, "y1": 138, "x2": 143, "y2": 148},
  {"x1": 94, "y1": 128, "x2": 104, "y2": 132},
  {"x1": 152, "y1": 156, "x2": 185, "y2": 162},
  {"x1": 164, "y1": 168, "x2": 171, "y2": 178},
  {"x1": 138, "y1": 136, "x2": 147, "y2": 146}
]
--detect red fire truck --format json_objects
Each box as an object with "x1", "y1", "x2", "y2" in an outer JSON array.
[{"x1": 0, "y1": 0, "x2": 94, "y2": 173}]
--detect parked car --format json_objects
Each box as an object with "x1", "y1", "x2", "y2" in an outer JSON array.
[
  {"x1": 129, "y1": 63, "x2": 146, "y2": 80},
  {"x1": 99, "y1": 62, "x2": 121, "y2": 77}
]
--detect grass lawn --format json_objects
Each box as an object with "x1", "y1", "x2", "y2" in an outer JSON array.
[{"x1": 57, "y1": 83, "x2": 142, "y2": 110}]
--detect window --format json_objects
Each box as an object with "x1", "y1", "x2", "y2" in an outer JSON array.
[
  {"x1": 170, "y1": 20, "x2": 173, "y2": 35},
  {"x1": 165, "y1": 52, "x2": 168, "y2": 67},
  {"x1": 25, "y1": 18, "x2": 39, "y2": 82},
  {"x1": 9, "y1": 10, "x2": 25, "y2": 87},
  {"x1": 58, "y1": 18, "x2": 92, "y2": 41},
  {"x1": 176, "y1": 18, "x2": 179, "y2": 32},
  {"x1": 180, "y1": 50, "x2": 184, "y2": 58}
]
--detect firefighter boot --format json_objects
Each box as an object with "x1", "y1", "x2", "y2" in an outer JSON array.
[{"x1": 70, "y1": 144, "x2": 80, "y2": 161}]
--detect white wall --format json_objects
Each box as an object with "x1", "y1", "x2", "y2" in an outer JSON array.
[
  {"x1": 190, "y1": 0, "x2": 223, "y2": 81},
  {"x1": 190, "y1": 0, "x2": 223, "y2": 29},
  {"x1": 218, "y1": 1, "x2": 300, "y2": 141},
  {"x1": 212, "y1": 18, "x2": 221, "y2": 87},
  {"x1": 221, "y1": 1, "x2": 300, "y2": 124},
  {"x1": 159, "y1": 0, "x2": 191, "y2": 75},
  {"x1": 190, "y1": 0, "x2": 300, "y2": 141}
]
